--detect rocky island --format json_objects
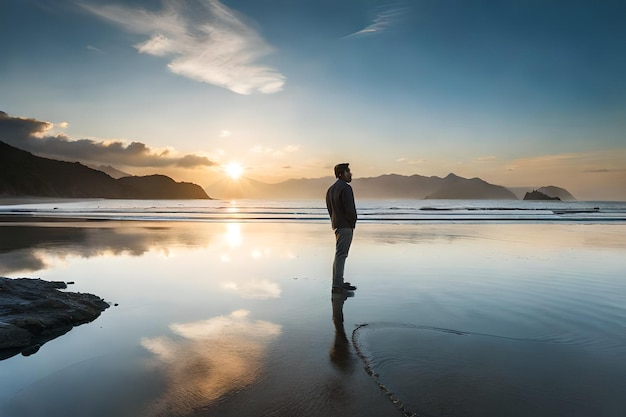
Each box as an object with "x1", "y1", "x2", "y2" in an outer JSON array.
[
  {"x1": 523, "y1": 190, "x2": 561, "y2": 201},
  {"x1": 0, "y1": 277, "x2": 109, "y2": 360}
]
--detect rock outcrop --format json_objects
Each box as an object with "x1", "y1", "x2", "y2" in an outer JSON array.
[
  {"x1": 536, "y1": 186, "x2": 576, "y2": 201},
  {"x1": 0, "y1": 277, "x2": 109, "y2": 360},
  {"x1": 523, "y1": 190, "x2": 561, "y2": 201}
]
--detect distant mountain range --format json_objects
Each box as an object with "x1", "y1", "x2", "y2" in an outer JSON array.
[
  {"x1": 1, "y1": 140, "x2": 575, "y2": 201},
  {"x1": 87, "y1": 164, "x2": 131, "y2": 179},
  {"x1": 206, "y1": 174, "x2": 575, "y2": 201},
  {"x1": 0, "y1": 141, "x2": 209, "y2": 199}
]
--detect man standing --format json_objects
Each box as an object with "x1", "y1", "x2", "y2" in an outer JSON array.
[{"x1": 326, "y1": 163, "x2": 357, "y2": 293}]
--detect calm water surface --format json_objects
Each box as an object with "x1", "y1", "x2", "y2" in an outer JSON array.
[{"x1": 0, "y1": 218, "x2": 625, "y2": 417}]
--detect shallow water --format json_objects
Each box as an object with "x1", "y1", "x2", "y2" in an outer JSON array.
[{"x1": 1, "y1": 220, "x2": 625, "y2": 417}]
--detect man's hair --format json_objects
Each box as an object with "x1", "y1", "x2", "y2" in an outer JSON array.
[{"x1": 334, "y1": 163, "x2": 350, "y2": 178}]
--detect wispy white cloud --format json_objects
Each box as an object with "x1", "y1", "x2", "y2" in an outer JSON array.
[
  {"x1": 345, "y1": 3, "x2": 408, "y2": 38},
  {"x1": 504, "y1": 151, "x2": 626, "y2": 174},
  {"x1": 250, "y1": 144, "x2": 299, "y2": 157},
  {"x1": 86, "y1": 45, "x2": 105, "y2": 54},
  {"x1": 284, "y1": 145, "x2": 299, "y2": 153},
  {"x1": 83, "y1": 0, "x2": 285, "y2": 94},
  {"x1": 474, "y1": 155, "x2": 497, "y2": 162},
  {"x1": 397, "y1": 157, "x2": 425, "y2": 165}
]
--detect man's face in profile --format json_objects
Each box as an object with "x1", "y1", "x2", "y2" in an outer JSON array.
[{"x1": 341, "y1": 168, "x2": 352, "y2": 183}]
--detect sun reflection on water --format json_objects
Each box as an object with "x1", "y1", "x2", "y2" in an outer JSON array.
[{"x1": 225, "y1": 223, "x2": 242, "y2": 247}]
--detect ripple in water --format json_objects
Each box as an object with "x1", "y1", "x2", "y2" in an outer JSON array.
[{"x1": 352, "y1": 323, "x2": 626, "y2": 417}]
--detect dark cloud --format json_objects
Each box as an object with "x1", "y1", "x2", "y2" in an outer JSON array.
[
  {"x1": 176, "y1": 154, "x2": 216, "y2": 168},
  {"x1": 583, "y1": 169, "x2": 612, "y2": 173},
  {"x1": 0, "y1": 111, "x2": 52, "y2": 138},
  {"x1": 0, "y1": 111, "x2": 216, "y2": 169}
]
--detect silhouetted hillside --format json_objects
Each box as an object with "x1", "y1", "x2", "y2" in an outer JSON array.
[
  {"x1": 0, "y1": 141, "x2": 209, "y2": 199},
  {"x1": 354, "y1": 174, "x2": 441, "y2": 198},
  {"x1": 89, "y1": 165, "x2": 131, "y2": 179},
  {"x1": 425, "y1": 173, "x2": 517, "y2": 199},
  {"x1": 523, "y1": 190, "x2": 561, "y2": 201},
  {"x1": 118, "y1": 175, "x2": 208, "y2": 199}
]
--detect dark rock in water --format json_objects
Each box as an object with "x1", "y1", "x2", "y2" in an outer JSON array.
[
  {"x1": 523, "y1": 190, "x2": 561, "y2": 201},
  {"x1": 0, "y1": 322, "x2": 32, "y2": 349},
  {"x1": 0, "y1": 277, "x2": 109, "y2": 360},
  {"x1": 537, "y1": 185, "x2": 576, "y2": 201}
]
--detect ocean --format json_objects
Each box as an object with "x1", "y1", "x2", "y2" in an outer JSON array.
[
  {"x1": 1, "y1": 199, "x2": 625, "y2": 417},
  {"x1": 1, "y1": 198, "x2": 626, "y2": 223}
]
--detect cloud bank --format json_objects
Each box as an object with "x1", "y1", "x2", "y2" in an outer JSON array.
[
  {"x1": 84, "y1": 0, "x2": 285, "y2": 94},
  {"x1": 0, "y1": 111, "x2": 216, "y2": 169}
]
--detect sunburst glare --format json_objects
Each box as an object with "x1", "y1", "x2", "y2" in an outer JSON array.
[{"x1": 225, "y1": 162, "x2": 244, "y2": 180}]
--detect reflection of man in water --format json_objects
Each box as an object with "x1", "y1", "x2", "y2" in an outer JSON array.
[
  {"x1": 330, "y1": 292, "x2": 353, "y2": 371},
  {"x1": 326, "y1": 163, "x2": 357, "y2": 294}
]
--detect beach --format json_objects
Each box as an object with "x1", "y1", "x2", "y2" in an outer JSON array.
[{"x1": 1, "y1": 203, "x2": 625, "y2": 417}]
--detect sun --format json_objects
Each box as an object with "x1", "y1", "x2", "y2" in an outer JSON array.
[{"x1": 225, "y1": 162, "x2": 244, "y2": 180}]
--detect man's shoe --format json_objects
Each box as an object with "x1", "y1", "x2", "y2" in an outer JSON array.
[{"x1": 342, "y1": 283, "x2": 357, "y2": 290}]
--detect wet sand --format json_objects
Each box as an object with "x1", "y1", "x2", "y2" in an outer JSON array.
[{"x1": 0, "y1": 221, "x2": 625, "y2": 417}]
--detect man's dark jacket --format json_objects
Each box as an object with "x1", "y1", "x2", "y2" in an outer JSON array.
[{"x1": 326, "y1": 179, "x2": 357, "y2": 229}]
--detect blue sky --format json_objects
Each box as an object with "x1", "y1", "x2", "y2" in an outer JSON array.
[{"x1": 1, "y1": 0, "x2": 625, "y2": 199}]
